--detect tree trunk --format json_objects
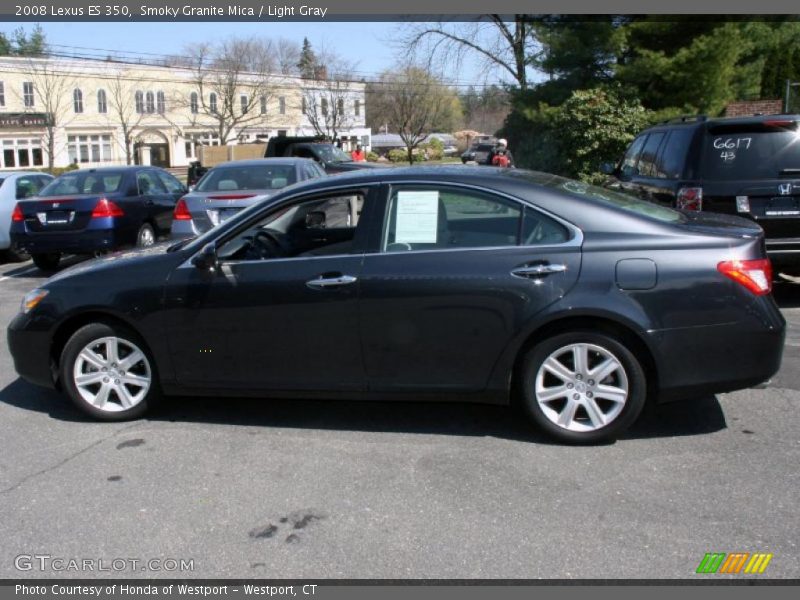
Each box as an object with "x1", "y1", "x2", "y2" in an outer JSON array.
[
  {"x1": 407, "y1": 145, "x2": 414, "y2": 165},
  {"x1": 47, "y1": 126, "x2": 55, "y2": 171}
]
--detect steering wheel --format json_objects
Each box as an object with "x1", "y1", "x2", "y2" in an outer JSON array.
[{"x1": 252, "y1": 229, "x2": 287, "y2": 258}]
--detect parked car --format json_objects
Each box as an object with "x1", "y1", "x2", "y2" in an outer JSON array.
[
  {"x1": 0, "y1": 171, "x2": 54, "y2": 261},
  {"x1": 461, "y1": 142, "x2": 496, "y2": 164},
  {"x1": 265, "y1": 136, "x2": 384, "y2": 174},
  {"x1": 10, "y1": 166, "x2": 186, "y2": 271},
  {"x1": 171, "y1": 158, "x2": 326, "y2": 239},
  {"x1": 8, "y1": 167, "x2": 784, "y2": 443},
  {"x1": 603, "y1": 114, "x2": 800, "y2": 270}
]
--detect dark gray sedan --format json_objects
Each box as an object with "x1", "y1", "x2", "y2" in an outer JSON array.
[
  {"x1": 171, "y1": 158, "x2": 325, "y2": 239},
  {"x1": 8, "y1": 167, "x2": 784, "y2": 443}
]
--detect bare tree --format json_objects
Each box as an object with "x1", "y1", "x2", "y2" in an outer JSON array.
[
  {"x1": 18, "y1": 58, "x2": 77, "y2": 170},
  {"x1": 302, "y1": 57, "x2": 358, "y2": 142},
  {"x1": 103, "y1": 68, "x2": 147, "y2": 165},
  {"x1": 401, "y1": 16, "x2": 538, "y2": 90},
  {"x1": 374, "y1": 64, "x2": 448, "y2": 164},
  {"x1": 181, "y1": 38, "x2": 277, "y2": 144},
  {"x1": 274, "y1": 38, "x2": 301, "y2": 75}
]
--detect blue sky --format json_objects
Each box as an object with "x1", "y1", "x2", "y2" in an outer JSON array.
[{"x1": 6, "y1": 21, "x2": 492, "y2": 85}]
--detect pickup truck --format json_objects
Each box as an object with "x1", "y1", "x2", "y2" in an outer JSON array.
[{"x1": 187, "y1": 136, "x2": 379, "y2": 186}]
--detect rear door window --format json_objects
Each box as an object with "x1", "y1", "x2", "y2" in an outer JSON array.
[
  {"x1": 657, "y1": 129, "x2": 694, "y2": 179},
  {"x1": 382, "y1": 187, "x2": 522, "y2": 252},
  {"x1": 702, "y1": 120, "x2": 800, "y2": 180},
  {"x1": 620, "y1": 135, "x2": 647, "y2": 178},
  {"x1": 157, "y1": 170, "x2": 185, "y2": 194},
  {"x1": 636, "y1": 132, "x2": 666, "y2": 178},
  {"x1": 137, "y1": 171, "x2": 167, "y2": 195}
]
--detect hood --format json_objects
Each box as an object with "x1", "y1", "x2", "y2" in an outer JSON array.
[{"x1": 47, "y1": 242, "x2": 177, "y2": 284}]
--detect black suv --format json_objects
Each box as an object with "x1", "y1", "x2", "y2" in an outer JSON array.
[{"x1": 605, "y1": 114, "x2": 800, "y2": 268}]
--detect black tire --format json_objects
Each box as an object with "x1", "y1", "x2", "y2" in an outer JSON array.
[
  {"x1": 2, "y1": 246, "x2": 30, "y2": 263},
  {"x1": 136, "y1": 223, "x2": 156, "y2": 248},
  {"x1": 60, "y1": 322, "x2": 159, "y2": 421},
  {"x1": 31, "y1": 252, "x2": 61, "y2": 272},
  {"x1": 518, "y1": 330, "x2": 647, "y2": 444}
]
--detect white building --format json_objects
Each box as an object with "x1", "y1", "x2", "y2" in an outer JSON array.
[{"x1": 0, "y1": 56, "x2": 370, "y2": 171}]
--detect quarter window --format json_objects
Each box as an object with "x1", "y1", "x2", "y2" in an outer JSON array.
[
  {"x1": 382, "y1": 188, "x2": 523, "y2": 252},
  {"x1": 620, "y1": 135, "x2": 647, "y2": 178}
]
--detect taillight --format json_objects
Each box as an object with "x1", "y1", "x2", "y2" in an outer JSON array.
[
  {"x1": 718, "y1": 259, "x2": 772, "y2": 296},
  {"x1": 174, "y1": 198, "x2": 192, "y2": 220},
  {"x1": 91, "y1": 198, "x2": 124, "y2": 218},
  {"x1": 11, "y1": 203, "x2": 24, "y2": 222},
  {"x1": 677, "y1": 186, "x2": 703, "y2": 211}
]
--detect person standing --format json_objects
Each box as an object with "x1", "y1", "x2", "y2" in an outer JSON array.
[
  {"x1": 487, "y1": 138, "x2": 514, "y2": 168},
  {"x1": 351, "y1": 144, "x2": 366, "y2": 162}
]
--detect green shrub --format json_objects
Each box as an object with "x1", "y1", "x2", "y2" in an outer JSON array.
[
  {"x1": 366, "y1": 151, "x2": 379, "y2": 162},
  {"x1": 422, "y1": 138, "x2": 445, "y2": 161},
  {"x1": 387, "y1": 148, "x2": 423, "y2": 163}
]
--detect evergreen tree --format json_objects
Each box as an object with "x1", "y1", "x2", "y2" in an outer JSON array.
[{"x1": 297, "y1": 37, "x2": 317, "y2": 79}]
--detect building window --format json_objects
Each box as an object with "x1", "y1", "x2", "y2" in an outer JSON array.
[
  {"x1": 0, "y1": 82, "x2": 5, "y2": 107},
  {"x1": 240, "y1": 94, "x2": 248, "y2": 114},
  {"x1": 301, "y1": 96, "x2": 307, "y2": 114},
  {"x1": 321, "y1": 98, "x2": 328, "y2": 116},
  {"x1": 209, "y1": 93, "x2": 217, "y2": 114},
  {"x1": 184, "y1": 131, "x2": 221, "y2": 160},
  {"x1": 135, "y1": 91, "x2": 144, "y2": 114},
  {"x1": 279, "y1": 96, "x2": 286, "y2": 115},
  {"x1": 1, "y1": 138, "x2": 44, "y2": 169},
  {"x1": 260, "y1": 95, "x2": 267, "y2": 115},
  {"x1": 190, "y1": 92, "x2": 198, "y2": 114},
  {"x1": 145, "y1": 91, "x2": 155, "y2": 114},
  {"x1": 97, "y1": 89, "x2": 107, "y2": 113},
  {"x1": 277, "y1": 130, "x2": 287, "y2": 137},
  {"x1": 355, "y1": 100, "x2": 360, "y2": 116},
  {"x1": 72, "y1": 89, "x2": 84, "y2": 114},
  {"x1": 67, "y1": 134, "x2": 113, "y2": 164},
  {"x1": 156, "y1": 91, "x2": 166, "y2": 114},
  {"x1": 23, "y1": 82, "x2": 34, "y2": 107},
  {"x1": 337, "y1": 98, "x2": 344, "y2": 116}
]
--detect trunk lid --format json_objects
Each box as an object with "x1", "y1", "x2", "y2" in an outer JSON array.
[{"x1": 17, "y1": 195, "x2": 105, "y2": 232}]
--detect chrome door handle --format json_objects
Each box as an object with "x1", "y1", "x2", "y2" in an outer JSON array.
[
  {"x1": 306, "y1": 274, "x2": 358, "y2": 289},
  {"x1": 511, "y1": 264, "x2": 567, "y2": 278}
]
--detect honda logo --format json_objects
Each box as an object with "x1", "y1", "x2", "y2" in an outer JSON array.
[{"x1": 779, "y1": 183, "x2": 793, "y2": 196}]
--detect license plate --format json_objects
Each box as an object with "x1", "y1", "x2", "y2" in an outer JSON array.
[
  {"x1": 218, "y1": 208, "x2": 241, "y2": 222},
  {"x1": 765, "y1": 197, "x2": 800, "y2": 216},
  {"x1": 38, "y1": 211, "x2": 75, "y2": 225}
]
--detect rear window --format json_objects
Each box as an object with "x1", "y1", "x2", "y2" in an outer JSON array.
[
  {"x1": 39, "y1": 171, "x2": 125, "y2": 196},
  {"x1": 196, "y1": 164, "x2": 297, "y2": 192},
  {"x1": 702, "y1": 120, "x2": 800, "y2": 180}
]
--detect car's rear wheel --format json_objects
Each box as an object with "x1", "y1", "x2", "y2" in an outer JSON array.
[
  {"x1": 136, "y1": 223, "x2": 156, "y2": 248},
  {"x1": 60, "y1": 322, "x2": 158, "y2": 420},
  {"x1": 31, "y1": 252, "x2": 61, "y2": 272},
  {"x1": 519, "y1": 331, "x2": 646, "y2": 443}
]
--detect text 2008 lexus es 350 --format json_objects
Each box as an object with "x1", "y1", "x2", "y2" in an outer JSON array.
[{"x1": 8, "y1": 167, "x2": 785, "y2": 443}]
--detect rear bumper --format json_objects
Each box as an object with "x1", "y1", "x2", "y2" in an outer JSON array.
[
  {"x1": 170, "y1": 220, "x2": 203, "y2": 240},
  {"x1": 7, "y1": 312, "x2": 56, "y2": 389},
  {"x1": 11, "y1": 228, "x2": 119, "y2": 254},
  {"x1": 651, "y1": 298, "x2": 785, "y2": 402},
  {"x1": 765, "y1": 238, "x2": 800, "y2": 267}
]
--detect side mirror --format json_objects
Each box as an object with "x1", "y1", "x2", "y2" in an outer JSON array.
[
  {"x1": 191, "y1": 243, "x2": 218, "y2": 272},
  {"x1": 306, "y1": 210, "x2": 326, "y2": 229},
  {"x1": 599, "y1": 162, "x2": 617, "y2": 176}
]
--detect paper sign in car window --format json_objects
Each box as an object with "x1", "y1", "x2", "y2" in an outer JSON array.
[{"x1": 395, "y1": 191, "x2": 439, "y2": 244}]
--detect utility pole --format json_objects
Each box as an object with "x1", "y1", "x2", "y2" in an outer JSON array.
[{"x1": 785, "y1": 79, "x2": 800, "y2": 113}]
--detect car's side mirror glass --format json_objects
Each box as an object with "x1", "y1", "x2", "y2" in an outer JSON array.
[
  {"x1": 306, "y1": 210, "x2": 326, "y2": 229},
  {"x1": 599, "y1": 162, "x2": 617, "y2": 176},
  {"x1": 191, "y1": 243, "x2": 218, "y2": 272}
]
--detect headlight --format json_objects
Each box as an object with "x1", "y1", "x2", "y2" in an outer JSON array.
[{"x1": 21, "y1": 289, "x2": 48, "y2": 314}]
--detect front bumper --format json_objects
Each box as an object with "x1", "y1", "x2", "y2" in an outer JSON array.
[{"x1": 7, "y1": 312, "x2": 56, "y2": 389}]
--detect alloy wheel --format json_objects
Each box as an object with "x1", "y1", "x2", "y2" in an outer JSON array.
[
  {"x1": 534, "y1": 343, "x2": 629, "y2": 432},
  {"x1": 72, "y1": 336, "x2": 152, "y2": 412}
]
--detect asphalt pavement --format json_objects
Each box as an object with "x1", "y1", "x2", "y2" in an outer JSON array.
[{"x1": 0, "y1": 256, "x2": 798, "y2": 579}]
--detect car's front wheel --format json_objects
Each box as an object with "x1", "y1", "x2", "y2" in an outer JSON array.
[
  {"x1": 31, "y1": 252, "x2": 61, "y2": 272},
  {"x1": 519, "y1": 331, "x2": 646, "y2": 443},
  {"x1": 60, "y1": 322, "x2": 158, "y2": 420}
]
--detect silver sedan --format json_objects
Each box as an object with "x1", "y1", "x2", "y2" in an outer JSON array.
[{"x1": 171, "y1": 158, "x2": 326, "y2": 239}]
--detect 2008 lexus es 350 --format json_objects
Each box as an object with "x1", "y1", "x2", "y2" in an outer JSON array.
[{"x1": 7, "y1": 167, "x2": 785, "y2": 443}]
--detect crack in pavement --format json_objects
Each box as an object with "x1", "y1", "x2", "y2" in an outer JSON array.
[{"x1": 0, "y1": 422, "x2": 142, "y2": 495}]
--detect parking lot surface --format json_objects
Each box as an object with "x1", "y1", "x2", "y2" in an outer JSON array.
[{"x1": 1, "y1": 257, "x2": 798, "y2": 579}]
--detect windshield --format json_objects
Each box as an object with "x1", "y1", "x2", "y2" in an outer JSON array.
[
  {"x1": 702, "y1": 121, "x2": 800, "y2": 180},
  {"x1": 196, "y1": 164, "x2": 297, "y2": 192},
  {"x1": 313, "y1": 145, "x2": 352, "y2": 163},
  {"x1": 40, "y1": 171, "x2": 125, "y2": 196}
]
